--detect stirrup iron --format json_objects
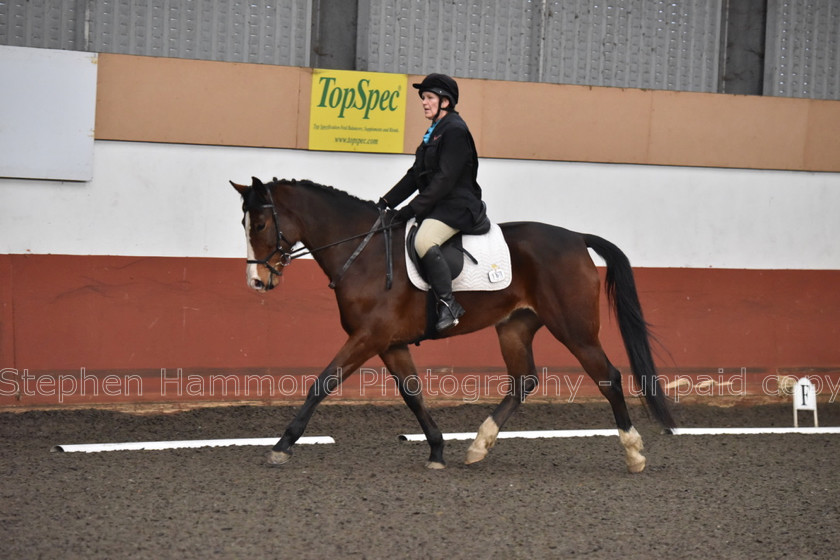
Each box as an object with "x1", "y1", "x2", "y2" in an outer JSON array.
[{"x1": 435, "y1": 298, "x2": 464, "y2": 332}]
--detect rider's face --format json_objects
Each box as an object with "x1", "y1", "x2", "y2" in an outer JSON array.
[{"x1": 421, "y1": 92, "x2": 449, "y2": 121}]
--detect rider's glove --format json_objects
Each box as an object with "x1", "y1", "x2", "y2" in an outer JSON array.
[{"x1": 393, "y1": 205, "x2": 415, "y2": 223}]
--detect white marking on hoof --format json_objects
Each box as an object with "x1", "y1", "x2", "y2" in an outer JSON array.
[
  {"x1": 619, "y1": 427, "x2": 646, "y2": 473},
  {"x1": 425, "y1": 461, "x2": 446, "y2": 470},
  {"x1": 266, "y1": 450, "x2": 292, "y2": 466},
  {"x1": 464, "y1": 446, "x2": 488, "y2": 465},
  {"x1": 465, "y1": 416, "x2": 499, "y2": 465}
]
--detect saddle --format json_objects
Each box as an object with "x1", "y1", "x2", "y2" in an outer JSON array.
[
  {"x1": 406, "y1": 223, "x2": 469, "y2": 281},
  {"x1": 405, "y1": 204, "x2": 491, "y2": 284},
  {"x1": 403, "y1": 214, "x2": 510, "y2": 343},
  {"x1": 403, "y1": 216, "x2": 511, "y2": 293}
]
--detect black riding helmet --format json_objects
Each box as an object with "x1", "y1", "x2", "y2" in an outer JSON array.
[{"x1": 413, "y1": 73, "x2": 459, "y2": 114}]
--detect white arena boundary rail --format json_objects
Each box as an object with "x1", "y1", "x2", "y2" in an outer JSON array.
[
  {"x1": 397, "y1": 427, "x2": 840, "y2": 441},
  {"x1": 51, "y1": 426, "x2": 840, "y2": 454}
]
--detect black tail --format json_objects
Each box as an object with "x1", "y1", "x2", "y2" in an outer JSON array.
[{"x1": 583, "y1": 234, "x2": 676, "y2": 430}]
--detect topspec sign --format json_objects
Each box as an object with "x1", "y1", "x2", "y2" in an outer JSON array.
[{"x1": 309, "y1": 69, "x2": 407, "y2": 153}]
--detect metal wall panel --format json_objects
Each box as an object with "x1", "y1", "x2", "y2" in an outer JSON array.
[
  {"x1": 0, "y1": 0, "x2": 82, "y2": 50},
  {"x1": 358, "y1": 0, "x2": 722, "y2": 92},
  {"x1": 5, "y1": 1, "x2": 839, "y2": 99},
  {"x1": 540, "y1": 0, "x2": 722, "y2": 91},
  {"x1": 88, "y1": 0, "x2": 310, "y2": 65},
  {"x1": 358, "y1": 0, "x2": 539, "y2": 81},
  {"x1": 765, "y1": 0, "x2": 840, "y2": 100},
  {"x1": 0, "y1": 0, "x2": 310, "y2": 66}
]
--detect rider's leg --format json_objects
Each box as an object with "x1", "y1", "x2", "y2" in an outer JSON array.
[
  {"x1": 415, "y1": 219, "x2": 464, "y2": 332},
  {"x1": 414, "y1": 219, "x2": 459, "y2": 259}
]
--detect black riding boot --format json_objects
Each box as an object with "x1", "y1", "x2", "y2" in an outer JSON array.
[{"x1": 421, "y1": 246, "x2": 465, "y2": 332}]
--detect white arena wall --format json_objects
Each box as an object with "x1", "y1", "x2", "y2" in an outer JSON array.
[
  {"x1": 2, "y1": 141, "x2": 838, "y2": 269},
  {"x1": 2, "y1": 140, "x2": 839, "y2": 408}
]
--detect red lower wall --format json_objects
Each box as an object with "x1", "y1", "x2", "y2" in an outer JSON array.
[{"x1": 1, "y1": 254, "x2": 838, "y2": 407}]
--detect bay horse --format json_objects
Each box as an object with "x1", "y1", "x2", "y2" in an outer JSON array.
[{"x1": 230, "y1": 177, "x2": 675, "y2": 472}]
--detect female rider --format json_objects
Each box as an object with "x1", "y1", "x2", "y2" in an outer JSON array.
[{"x1": 379, "y1": 73, "x2": 488, "y2": 332}]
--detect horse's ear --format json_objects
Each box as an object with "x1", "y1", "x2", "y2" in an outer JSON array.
[
  {"x1": 251, "y1": 177, "x2": 264, "y2": 189},
  {"x1": 230, "y1": 180, "x2": 249, "y2": 196}
]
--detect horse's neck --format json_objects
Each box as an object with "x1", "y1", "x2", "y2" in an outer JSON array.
[{"x1": 283, "y1": 184, "x2": 377, "y2": 274}]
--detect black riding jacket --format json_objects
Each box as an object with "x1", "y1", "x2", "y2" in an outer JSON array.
[{"x1": 383, "y1": 112, "x2": 485, "y2": 232}]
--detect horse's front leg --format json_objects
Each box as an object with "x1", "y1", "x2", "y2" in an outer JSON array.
[
  {"x1": 380, "y1": 345, "x2": 445, "y2": 469},
  {"x1": 267, "y1": 335, "x2": 379, "y2": 466}
]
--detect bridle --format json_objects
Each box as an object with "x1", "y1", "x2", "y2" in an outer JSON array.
[
  {"x1": 244, "y1": 187, "x2": 297, "y2": 279},
  {"x1": 243, "y1": 186, "x2": 396, "y2": 289}
]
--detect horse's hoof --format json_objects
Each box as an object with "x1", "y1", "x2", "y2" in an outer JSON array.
[
  {"x1": 619, "y1": 427, "x2": 646, "y2": 473},
  {"x1": 425, "y1": 461, "x2": 446, "y2": 470},
  {"x1": 626, "y1": 456, "x2": 646, "y2": 473},
  {"x1": 266, "y1": 450, "x2": 292, "y2": 466},
  {"x1": 464, "y1": 445, "x2": 488, "y2": 465}
]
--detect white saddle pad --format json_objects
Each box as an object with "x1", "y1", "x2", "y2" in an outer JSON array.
[{"x1": 405, "y1": 219, "x2": 512, "y2": 292}]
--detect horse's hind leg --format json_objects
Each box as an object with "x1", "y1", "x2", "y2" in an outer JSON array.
[
  {"x1": 559, "y1": 335, "x2": 647, "y2": 473},
  {"x1": 465, "y1": 309, "x2": 542, "y2": 465},
  {"x1": 582, "y1": 346, "x2": 646, "y2": 472},
  {"x1": 533, "y1": 259, "x2": 647, "y2": 473},
  {"x1": 380, "y1": 345, "x2": 446, "y2": 469}
]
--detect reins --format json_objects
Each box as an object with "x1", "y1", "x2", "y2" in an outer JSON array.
[
  {"x1": 327, "y1": 210, "x2": 386, "y2": 289},
  {"x1": 246, "y1": 187, "x2": 397, "y2": 290}
]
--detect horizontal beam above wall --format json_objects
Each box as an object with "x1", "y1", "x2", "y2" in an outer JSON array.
[
  {"x1": 95, "y1": 54, "x2": 840, "y2": 172},
  {"x1": 95, "y1": 54, "x2": 312, "y2": 148}
]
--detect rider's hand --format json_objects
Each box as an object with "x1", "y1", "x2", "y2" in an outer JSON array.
[
  {"x1": 376, "y1": 198, "x2": 389, "y2": 211},
  {"x1": 393, "y1": 206, "x2": 415, "y2": 223}
]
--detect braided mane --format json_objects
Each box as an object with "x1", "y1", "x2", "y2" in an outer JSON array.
[{"x1": 272, "y1": 178, "x2": 376, "y2": 210}]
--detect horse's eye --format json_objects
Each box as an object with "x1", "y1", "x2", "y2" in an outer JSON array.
[{"x1": 255, "y1": 223, "x2": 267, "y2": 232}]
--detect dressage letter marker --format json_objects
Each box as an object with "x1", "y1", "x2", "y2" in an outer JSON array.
[{"x1": 793, "y1": 377, "x2": 819, "y2": 427}]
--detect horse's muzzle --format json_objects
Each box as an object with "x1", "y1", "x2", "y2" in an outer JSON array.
[{"x1": 248, "y1": 276, "x2": 275, "y2": 291}]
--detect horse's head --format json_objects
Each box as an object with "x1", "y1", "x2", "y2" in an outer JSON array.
[{"x1": 230, "y1": 177, "x2": 302, "y2": 291}]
